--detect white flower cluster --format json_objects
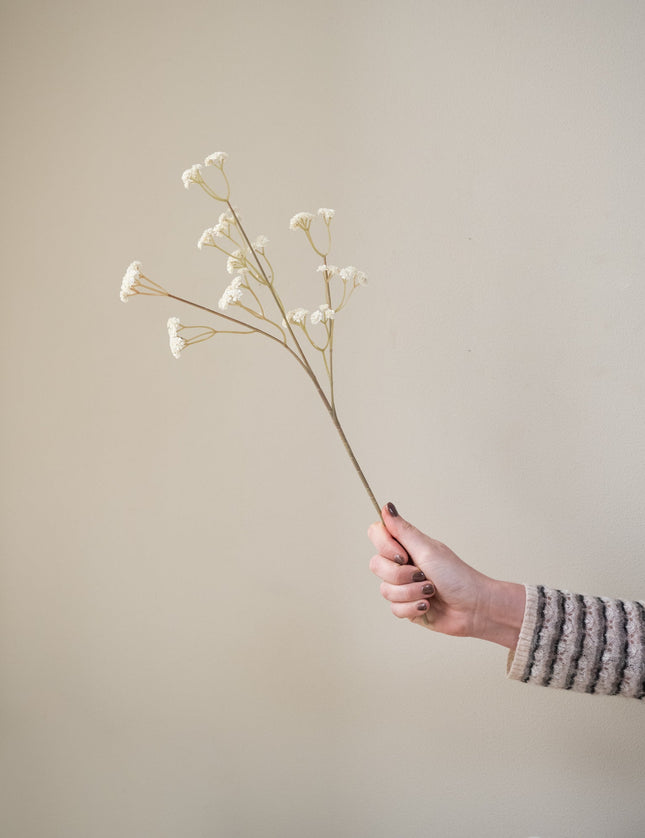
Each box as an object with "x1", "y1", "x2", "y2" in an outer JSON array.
[
  {"x1": 120, "y1": 261, "x2": 143, "y2": 302},
  {"x1": 310, "y1": 304, "x2": 335, "y2": 325},
  {"x1": 182, "y1": 152, "x2": 228, "y2": 189},
  {"x1": 204, "y1": 151, "x2": 228, "y2": 168},
  {"x1": 167, "y1": 317, "x2": 185, "y2": 359},
  {"x1": 339, "y1": 265, "x2": 368, "y2": 286},
  {"x1": 317, "y1": 264, "x2": 339, "y2": 276},
  {"x1": 197, "y1": 228, "x2": 216, "y2": 250},
  {"x1": 289, "y1": 208, "x2": 336, "y2": 232},
  {"x1": 289, "y1": 212, "x2": 314, "y2": 232},
  {"x1": 219, "y1": 276, "x2": 244, "y2": 310},
  {"x1": 198, "y1": 211, "x2": 236, "y2": 248},
  {"x1": 285, "y1": 308, "x2": 309, "y2": 325},
  {"x1": 226, "y1": 249, "x2": 247, "y2": 275},
  {"x1": 252, "y1": 235, "x2": 269, "y2": 253},
  {"x1": 182, "y1": 164, "x2": 205, "y2": 190}
]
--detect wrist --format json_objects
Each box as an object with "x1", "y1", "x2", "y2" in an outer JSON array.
[{"x1": 472, "y1": 578, "x2": 526, "y2": 650}]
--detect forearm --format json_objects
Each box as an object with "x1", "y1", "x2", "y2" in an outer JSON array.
[{"x1": 471, "y1": 577, "x2": 526, "y2": 650}]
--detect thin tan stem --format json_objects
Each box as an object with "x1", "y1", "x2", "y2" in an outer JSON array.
[
  {"x1": 227, "y1": 202, "x2": 312, "y2": 370},
  {"x1": 322, "y1": 258, "x2": 336, "y2": 414},
  {"x1": 168, "y1": 293, "x2": 289, "y2": 352}
]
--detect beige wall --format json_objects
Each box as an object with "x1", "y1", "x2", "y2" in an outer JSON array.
[{"x1": 2, "y1": 1, "x2": 644, "y2": 836}]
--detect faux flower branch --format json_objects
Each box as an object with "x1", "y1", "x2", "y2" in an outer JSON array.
[{"x1": 120, "y1": 152, "x2": 380, "y2": 515}]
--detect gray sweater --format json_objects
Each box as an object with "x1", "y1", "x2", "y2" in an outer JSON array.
[{"x1": 507, "y1": 585, "x2": 645, "y2": 699}]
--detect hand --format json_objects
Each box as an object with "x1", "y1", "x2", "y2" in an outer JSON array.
[{"x1": 368, "y1": 503, "x2": 525, "y2": 649}]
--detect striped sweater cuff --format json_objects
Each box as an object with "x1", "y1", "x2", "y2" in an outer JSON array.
[{"x1": 507, "y1": 585, "x2": 645, "y2": 699}]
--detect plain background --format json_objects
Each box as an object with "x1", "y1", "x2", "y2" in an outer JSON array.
[{"x1": 1, "y1": 1, "x2": 644, "y2": 836}]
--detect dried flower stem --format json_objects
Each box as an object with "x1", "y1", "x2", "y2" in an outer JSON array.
[
  {"x1": 224, "y1": 202, "x2": 380, "y2": 514},
  {"x1": 167, "y1": 288, "x2": 381, "y2": 516},
  {"x1": 129, "y1": 155, "x2": 381, "y2": 516}
]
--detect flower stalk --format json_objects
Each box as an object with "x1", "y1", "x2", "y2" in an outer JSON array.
[{"x1": 121, "y1": 152, "x2": 380, "y2": 516}]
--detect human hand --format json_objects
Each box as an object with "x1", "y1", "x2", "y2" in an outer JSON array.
[{"x1": 368, "y1": 503, "x2": 525, "y2": 649}]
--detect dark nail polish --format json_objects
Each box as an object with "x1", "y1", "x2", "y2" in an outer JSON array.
[
  {"x1": 412, "y1": 570, "x2": 426, "y2": 582},
  {"x1": 386, "y1": 502, "x2": 399, "y2": 517},
  {"x1": 416, "y1": 601, "x2": 429, "y2": 611},
  {"x1": 422, "y1": 583, "x2": 435, "y2": 596},
  {"x1": 393, "y1": 554, "x2": 406, "y2": 565}
]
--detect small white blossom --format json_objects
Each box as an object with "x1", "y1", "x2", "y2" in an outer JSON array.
[
  {"x1": 226, "y1": 249, "x2": 246, "y2": 275},
  {"x1": 317, "y1": 264, "x2": 339, "y2": 276},
  {"x1": 167, "y1": 317, "x2": 185, "y2": 358},
  {"x1": 198, "y1": 228, "x2": 216, "y2": 249},
  {"x1": 286, "y1": 308, "x2": 309, "y2": 325},
  {"x1": 204, "y1": 151, "x2": 228, "y2": 168},
  {"x1": 317, "y1": 208, "x2": 335, "y2": 223},
  {"x1": 213, "y1": 210, "x2": 234, "y2": 238},
  {"x1": 120, "y1": 261, "x2": 143, "y2": 302},
  {"x1": 182, "y1": 163, "x2": 204, "y2": 189},
  {"x1": 169, "y1": 336, "x2": 186, "y2": 359},
  {"x1": 310, "y1": 304, "x2": 335, "y2": 325},
  {"x1": 218, "y1": 276, "x2": 244, "y2": 310},
  {"x1": 339, "y1": 266, "x2": 368, "y2": 285},
  {"x1": 289, "y1": 212, "x2": 314, "y2": 232},
  {"x1": 253, "y1": 235, "x2": 269, "y2": 253}
]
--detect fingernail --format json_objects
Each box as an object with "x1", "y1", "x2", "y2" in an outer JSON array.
[
  {"x1": 393, "y1": 554, "x2": 406, "y2": 565},
  {"x1": 412, "y1": 570, "x2": 426, "y2": 582},
  {"x1": 416, "y1": 601, "x2": 429, "y2": 611},
  {"x1": 386, "y1": 502, "x2": 399, "y2": 517},
  {"x1": 422, "y1": 583, "x2": 435, "y2": 596}
]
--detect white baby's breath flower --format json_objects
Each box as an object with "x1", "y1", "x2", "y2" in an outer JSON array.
[
  {"x1": 167, "y1": 317, "x2": 185, "y2": 358},
  {"x1": 182, "y1": 163, "x2": 204, "y2": 189},
  {"x1": 120, "y1": 261, "x2": 143, "y2": 302},
  {"x1": 218, "y1": 276, "x2": 244, "y2": 310},
  {"x1": 169, "y1": 335, "x2": 186, "y2": 359},
  {"x1": 310, "y1": 304, "x2": 335, "y2": 325},
  {"x1": 289, "y1": 212, "x2": 314, "y2": 232},
  {"x1": 198, "y1": 228, "x2": 216, "y2": 250},
  {"x1": 317, "y1": 264, "x2": 339, "y2": 276},
  {"x1": 317, "y1": 208, "x2": 335, "y2": 223},
  {"x1": 286, "y1": 308, "x2": 309, "y2": 325},
  {"x1": 252, "y1": 235, "x2": 269, "y2": 253},
  {"x1": 226, "y1": 249, "x2": 246, "y2": 275},
  {"x1": 213, "y1": 210, "x2": 234, "y2": 238},
  {"x1": 339, "y1": 266, "x2": 368, "y2": 285},
  {"x1": 204, "y1": 151, "x2": 228, "y2": 168}
]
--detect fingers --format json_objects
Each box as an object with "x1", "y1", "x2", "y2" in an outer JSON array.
[
  {"x1": 380, "y1": 577, "x2": 436, "y2": 619},
  {"x1": 369, "y1": 553, "x2": 426, "y2": 585},
  {"x1": 390, "y1": 600, "x2": 434, "y2": 620},
  {"x1": 369, "y1": 553, "x2": 436, "y2": 619},
  {"x1": 380, "y1": 579, "x2": 436, "y2": 603},
  {"x1": 368, "y1": 506, "x2": 439, "y2": 623},
  {"x1": 367, "y1": 520, "x2": 409, "y2": 565},
  {"x1": 380, "y1": 502, "x2": 434, "y2": 558}
]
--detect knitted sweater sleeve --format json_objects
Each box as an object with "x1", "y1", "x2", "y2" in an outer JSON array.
[{"x1": 506, "y1": 585, "x2": 645, "y2": 699}]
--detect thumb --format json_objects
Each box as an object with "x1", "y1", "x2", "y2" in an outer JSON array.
[{"x1": 382, "y1": 502, "x2": 429, "y2": 559}]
